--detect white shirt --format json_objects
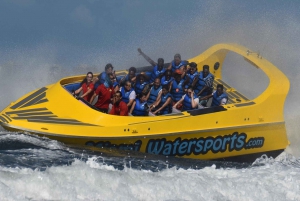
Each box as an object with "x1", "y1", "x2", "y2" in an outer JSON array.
[{"x1": 120, "y1": 87, "x2": 136, "y2": 100}]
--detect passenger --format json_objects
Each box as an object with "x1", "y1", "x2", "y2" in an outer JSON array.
[
  {"x1": 90, "y1": 73, "x2": 115, "y2": 113},
  {"x1": 161, "y1": 69, "x2": 174, "y2": 92},
  {"x1": 120, "y1": 67, "x2": 137, "y2": 87},
  {"x1": 168, "y1": 53, "x2": 187, "y2": 73},
  {"x1": 74, "y1": 72, "x2": 94, "y2": 102},
  {"x1": 119, "y1": 81, "x2": 136, "y2": 109},
  {"x1": 129, "y1": 93, "x2": 149, "y2": 116},
  {"x1": 109, "y1": 91, "x2": 128, "y2": 116},
  {"x1": 146, "y1": 78, "x2": 162, "y2": 109},
  {"x1": 200, "y1": 84, "x2": 228, "y2": 107},
  {"x1": 135, "y1": 73, "x2": 149, "y2": 96},
  {"x1": 173, "y1": 87, "x2": 199, "y2": 111},
  {"x1": 170, "y1": 69, "x2": 187, "y2": 104},
  {"x1": 193, "y1": 65, "x2": 214, "y2": 107},
  {"x1": 153, "y1": 86, "x2": 173, "y2": 115},
  {"x1": 137, "y1": 48, "x2": 166, "y2": 83},
  {"x1": 94, "y1": 63, "x2": 115, "y2": 85},
  {"x1": 185, "y1": 62, "x2": 199, "y2": 89}
]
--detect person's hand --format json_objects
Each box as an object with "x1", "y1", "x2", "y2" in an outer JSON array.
[
  {"x1": 137, "y1": 48, "x2": 142, "y2": 54},
  {"x1": 153, "y1": 110, "x2": 158, "y2": 115}
]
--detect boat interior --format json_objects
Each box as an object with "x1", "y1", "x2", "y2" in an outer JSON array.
[{"x1": 61, "y1": 64, "x2": 252, "y2": 117}]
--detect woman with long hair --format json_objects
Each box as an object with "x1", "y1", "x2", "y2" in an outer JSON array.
[{"x1": 74, "y1": 72, "x2": 94, "y2": 102}]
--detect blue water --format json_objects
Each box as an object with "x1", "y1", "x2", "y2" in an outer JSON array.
[{"x1": 1, "y1": 1, "x2": 300, "y2": 200}]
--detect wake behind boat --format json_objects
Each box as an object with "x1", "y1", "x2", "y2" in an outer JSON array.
[{"x1": 0, "y1": 43, "x2": 290, "y2": 162}]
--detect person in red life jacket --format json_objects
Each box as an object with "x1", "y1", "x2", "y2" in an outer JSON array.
[
  {"x1": 109, "y1": 91, "x2": 128, "y2": 116},
  {"x1": 90, "y1": 73, "x2": 115, "y2": 113},
  {"x1": 74, "y1": 72, "x2": 94, "y2": 102},
  {"x1": 199, "y1": 84, "x2": 228, "y2": 107}
]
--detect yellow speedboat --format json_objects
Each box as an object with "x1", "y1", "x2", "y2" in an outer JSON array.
[{"x1": 0, "y1": 43, "x2": 290, "y2": 162}]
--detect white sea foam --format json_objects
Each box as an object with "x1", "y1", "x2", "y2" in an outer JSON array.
[{"x1": 0, "y1": 154, "x2": 299, "y2": 201}]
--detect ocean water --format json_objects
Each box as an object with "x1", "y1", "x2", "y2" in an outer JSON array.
[
  {"x1": 1, "y1": 1, "x2": 300, "y2": 200},
  {"x1": 1, "y1": 131, "x2": 300, "y2": 201}
]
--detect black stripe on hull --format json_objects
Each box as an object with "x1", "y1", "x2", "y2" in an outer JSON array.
[
  {"x1": 10, "y1": 87, "x2": 48, "y2": 109},
  {"x1": 212, "y1": 149, "x2": 284, "y2": 163}
]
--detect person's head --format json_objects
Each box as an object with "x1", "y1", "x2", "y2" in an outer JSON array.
[
  {"x1": 157, "y1": 58, "x2": 164, "y2": 68},
  {"x1": 105, "y1": 63, "x2": 114, "y2": 74},
  {"x1": 186, "y1": 86, "x2": 194, "y2": 97},
  {"x1": 114, "y1": 91, "x2": 122, "y2": 104},
  {"x1": 162, "y1": 85, "x2": 169, "y2": 95},
  {"x1": 174, "y1": 53, "x2": 181, "y2": 65},
  {"x1": 128, "y1": 67, "x2": 136, "y2": 79},
  {"x1": 189, "y1": 62, "x2": 197, "y2": 74},
  {"x1": 174, "y1": 69, "x2": 182, "y2": 81},
  {"x1": 164, "y1": 69, "x2": 172, "y2": 80},
  {"x1": 106, "y1": 73, "x2": 115, "y2": 86},
  {"x1": 86, "y1": 72, "x2": 93, "y2": 82},
  {"x1": 203, "y1": 65, "x2": 210, "y2": 77},
  {"x1": 153, "y1": 78, "x2": 161, "y2": 89},
  {"x1": 216, "y1": 84, "x2": 224, "y2": 96},
  {"x1": 124, "y1": 81, "x2": 132, "y2": 91},
  {"x1": 138, "y1": 74, "x2": 146, "y2": 83},
  {"x1": 138, "y1": 93, "x2": 147, "y2": 102}
]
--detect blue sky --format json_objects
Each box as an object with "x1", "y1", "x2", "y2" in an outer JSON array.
[{"x1": 0, "y1": 0, "x2": 300, "y2": 115}]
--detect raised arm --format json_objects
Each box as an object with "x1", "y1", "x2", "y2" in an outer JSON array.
[{"x1": 138, "y1": 48, "x2": 157, "y2": 67}]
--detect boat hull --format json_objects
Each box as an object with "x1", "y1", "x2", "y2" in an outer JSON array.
[{"x1": 1, "y1": 120, "x2": 288, "y2": 162}]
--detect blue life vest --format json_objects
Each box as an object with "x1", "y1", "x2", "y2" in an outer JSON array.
[
  {"x1": 132, "y1": 99, "x2": 148, "y2": 116},
  {"x1": 159, "y1": 93, "x2": 173, "y2": 115},
  {"x1": 182, "y1": 95, "x2": 197, "y2": 111},
  {"x1": 150, "y1": 65, "x2": 165, "y2": 83},
  {"x1": 121, "y1": 87, "x2": 134, "y2": 104},
  {"x1": 171, "y1": 60, "x2": 186, "y2": 72},
  {"x1": 185, "y1": 71, "x2": 199, "y2": 88},
  {"x1": 211, "y1": 92, "x2": 228, "y2": 107},
  {"x1": 161, "y1": 76, "x2": 174, "y2": 88},
  {"x1": 135, "y1": 81, "x2": 148, "y2": 95},
  {"x1": 194, "y1": 72, "x2": 214, "y2": 96},
  {"x1": 171, "y1": 79, "x2": 185, "y2": 102},
  {"x1": 148, "y1": 85, "x2": 162, "y2": 105}
]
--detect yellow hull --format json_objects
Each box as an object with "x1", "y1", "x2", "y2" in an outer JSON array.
[{"x1": 0, "y1": 43, "x2": 290, "y2": 162}]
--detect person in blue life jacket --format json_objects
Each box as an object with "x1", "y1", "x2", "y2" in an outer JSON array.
[
  {"x1": 173, "y1": 86, "x2": 199, "y2": 111},
  {"x1": 199, "y1": 84, "x2": 228, "y2": 107},
  {"x1": 129, "y1": 93, "x2": 150, "y2": 116},
  {"x1": 153, "y1": 86, "x2": 173, "y2": 115},
  {"x1": 119, "y1": 81, "x2": 136, "y2": 109},
  {"x1": 161, "y1": 69, "x2": 174, "y2": 92},
  {"x1": 146, "y1": 78, "x2": 162, "y2": 110},
  {"x1": 137, "y1": 48, "x2": 166, "y2": 84},
  {"x1": 135, "y1": 73, "x2": 149, "y2": 96},
  {"x1": 192, "y1": 65, "x2": 214, "y2": 107},
  {"x1": 185, "y1": 62, "x2": 199, "y2": 89},
  {"x1": 94, "y1": 63, "x2": 116, "y2": 86},
  {"x1": 170, "y1": 69, "x2": 188, "y2": 107},
  {"x1": 167, "y1": 53, "x2": 187, "y2": 73},
  {"x1": 119, "y1": 67, "x2": 137, "y2": 87}
]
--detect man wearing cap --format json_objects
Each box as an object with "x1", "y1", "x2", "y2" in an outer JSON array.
[
  {"x1": 199, "y1": 84, "x2": 228, "y2": 107},
  {"x1": 185, "y1": 62, "x2": 199, "y2": 89},
  {"x1": 193, "y1": 65, "x2": 214, "y2": 107}
]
